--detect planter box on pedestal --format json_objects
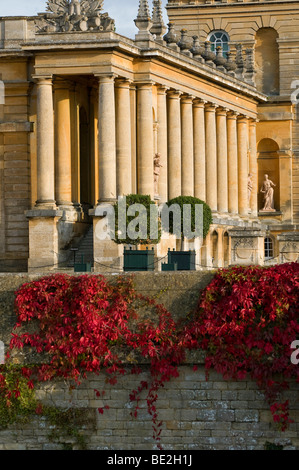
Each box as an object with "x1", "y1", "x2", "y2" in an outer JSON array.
[
  {"x1": 167, "y1": 249, "x2": 196, "y2": 271},
  {"x1": 124, "y1": 247, "x2": 155, "y2": 272}
]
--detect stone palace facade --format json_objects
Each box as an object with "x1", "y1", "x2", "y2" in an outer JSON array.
[{"x1": 0, "y1": 0, "x2": 298, "y2": 272}]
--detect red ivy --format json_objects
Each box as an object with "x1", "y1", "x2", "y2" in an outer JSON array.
[
  {"x1": 7, "y1": 273, "x2": 184, "y2": 448},
  {"x1": 181, "y1": 262, "x2": 299, "y2": 431},
  {"x1": 1, "y1": 263, "x2": 298, "y2": 447}
]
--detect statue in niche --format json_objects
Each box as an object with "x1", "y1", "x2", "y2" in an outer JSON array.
[
  {"x1": 154, "y1": 153, "x2": 163, "y2": 197},
  {"x1": 248, "y1": 173, "x2": 253, "y2": 206},
  {"x1": 260, "y1": 174, "x2": 276, "y2": 212}
]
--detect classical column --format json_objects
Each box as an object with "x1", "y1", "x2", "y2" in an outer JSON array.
[
  {"x1": 157, "y1": 85, "x2": 168, "y2": 202},
  {"x1": 54, "y1": 79, "x2": 73, "y2": 208},
  {"x1": 97, "y1": 75, "x2": 117, "y2": 203},
  {"x1": 167, "y1": 90, "x2": 182, "y2": 200},
  {"x1": 249, "y1": 118, "x2": 258, "y2": 216},
  {"x1": 181, "y1": 94, "x2": 194, "y2": 196},
  {"x1": 137, "y1": 82, "x2": 154, "y2": 198},
  {"x1": 237, "y1": 115, "x2": 249, "y2": 217},
  {"x1": 227, "y1": 111, "x2": 239, "y2": 215},
  {"x1": 27, "y1": 76, "x2": 62, "y2": 273},
  {"x1": 130, "y1": 84, "x2": 137, "y2": 194},
  {"x1": 115, "y1": 78, "x2": 132, "y2": 196},
  {"x1": 216, "y1": 107, "x2": 228, "y2": 213},
  {"x1": 193, "y1": 99, "x2": 206, "y2": 201},
  {"x1": 205, "y1": 103, "x2": 217, "y2": 211},
  {"x1": 35, "y1": 77, "x2": 56, "y2": 208},
  {"x1": 69, "y1": 83, "x2": 80, "y2": 208}
]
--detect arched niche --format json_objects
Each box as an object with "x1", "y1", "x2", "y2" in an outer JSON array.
[
  {"x1": 257, "y1": 138, "x2": 280, "y2": 212},
  {"x1": 255, "y1": 28, "x2": 280, "y2": 96},
  {"x1": 223, "y1": 231, "x2": 229, "y2": 267},
  {"x1": 212, "y1": 230, "x2": 218, "y2": 267}
]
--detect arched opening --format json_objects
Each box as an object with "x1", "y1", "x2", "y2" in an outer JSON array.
[
  {"x1": 223, "y1": 232, "x2": 229, "y2": 267},
  {"x1": 212, "y1": 230, "x2": 218, "y2": 267},
  {"x1": 255, "y1": 28, "x2": 280, "y2": 96},
  {"x1": 257, "y1": 138, "x2": 280, "y2": 212},
  {"x1": 79, "y1": 106, "x2": 92, "y2": 211}
]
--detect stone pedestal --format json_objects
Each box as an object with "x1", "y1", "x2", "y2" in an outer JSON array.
[
  {"x1": 277, "y1": 232, "x2": 299, "y2": 263},
  {"x1": 229, "y1": 228, "x2": 266, "y2": 266},
  {"x1": 26, "y1": 210, "x2": 63, "y2": 273},
  {"x1": 91, "y1": 206, "x2": 123, "y2": 273}
]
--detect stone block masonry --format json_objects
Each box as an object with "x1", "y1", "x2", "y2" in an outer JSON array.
[
  {"x1": 0, "y1": 271, "x2": 298, "y2": 450},
  {"x1": 0, "y1": 367, "x2": 298, "y2": 451}
]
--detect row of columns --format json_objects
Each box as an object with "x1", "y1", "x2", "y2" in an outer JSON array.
[{"x1": 34, "y1": 74, "x2": 258, "y2": 218}]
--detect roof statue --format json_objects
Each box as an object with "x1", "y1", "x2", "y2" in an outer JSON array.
[{"x1": 36, "y1": 0, "x2": 115, "y2": 33}]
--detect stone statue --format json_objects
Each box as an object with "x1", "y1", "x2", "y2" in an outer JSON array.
[
  {"x1": 248, "y1": 173, "x2": 253, "y2": 205},
  {"x1": 154, "y1": 153, "x2": 163, "y2": 197},
  {"x1": 260, "y1": 174, "x2": 276, "y2": 212},
  {"x1": 36, "y1": 0, "x2": 115, "y2": 33}
]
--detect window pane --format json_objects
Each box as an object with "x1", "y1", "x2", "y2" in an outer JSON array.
[{"x1": 208, "y1": 31, "x2": 230, "y2": 58}]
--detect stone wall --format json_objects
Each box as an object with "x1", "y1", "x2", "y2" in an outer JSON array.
[{"x1": 0, "y1": 271, "x2": 298, "y2": 451}]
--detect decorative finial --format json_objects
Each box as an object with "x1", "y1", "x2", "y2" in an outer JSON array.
[
  {"x1": 163, "y1": 22, "x2": 179, "y2": 51},
  {"x1": 151, "y1": 0, "x2": 167, "y2": 42},
  {"x1": 235, "y1": 44, "x2": 245, "y2": 79},
  {"x1": 177, "y1": 29, "x2": 192, "y2": 57},
  {"x1": 134, "y1": 0, "x2": 153, "y2": 43},
  {"x1": 244, "y1": 48, "x2": 256, "y2": 86}
]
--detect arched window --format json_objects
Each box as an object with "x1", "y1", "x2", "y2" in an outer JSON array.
[
  {"x1": 208, "y1": 31, "x2": 230, "y2": 57},
  {"x1": 264, "y1": 237, "x2": 274, "y2": 260}
]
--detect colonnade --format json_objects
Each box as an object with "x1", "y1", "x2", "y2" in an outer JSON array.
[{"x1": 34, "y1": 75, "x2": 258, "y2": 218}]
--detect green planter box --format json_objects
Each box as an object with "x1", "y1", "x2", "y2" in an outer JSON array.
[
  {"x1": 124, "y1": 248, "x2": 155, "y2": 272},
  {"x1": 168, "y1": 249, "x2": 196, "y2": 271},
  {"x1": 162, "y1": 262, "x2": 178, "y2": 271},
  {"x1": 74, "y1": 263, "x2": 92, "y2": 273},
  {"x1": 74, "y1": 255, "x2": 92, "y2": 273}
]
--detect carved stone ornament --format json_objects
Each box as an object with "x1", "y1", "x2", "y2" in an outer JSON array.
[
  {"x1": 233, "y1": 238, "x2": 254, "y2": 263},
  {"x1": 36, "y1": 0, "x2": 115, "y2": 33}
]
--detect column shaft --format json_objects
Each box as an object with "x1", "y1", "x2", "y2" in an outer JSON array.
[
  {"x1": 205, "y1": 103, "x2": 217, "y2": 211},
  {"x1": 227, "y1": 111, "x2": 238, "y2": 215},
  {"x1": 193, "y1": 99, "x2": 206, "y2": 201},
  {"x1": 69, "y1": 84, "x2": 80, "y2": 207},
  {"x1": 237, "y1": 115, "x2": 249, "y2": 216},
  {"x1": 36, "y1": 77, "x2": 55, "y2": 208},
  {"x1": 181, "y1": 95, "x2": 194, "y2": 196},
  {"x1": 157, "y1": 86, "x2": 168, "y2": 203},
  {"x1": 137, "y1": 82, "x2": 154, "y2": 198},
  {"x1": 116, "y1": 79, "x2": 132, "y2": 196},
  {"x1": 216, "y1": 108, "x2": 228, "y2": 213},
  {"x1": 54, "y1": 81, "x2": 72, "y2": 207},
  {"x1": 167, "y1": 91, "x2": 181, "y2": 200},
  {"x1": 98, "y1": 75, "x2": 117, "y2": 203},
  {"x1": 249, "y1": 118, "x2": 258, "y2": 216}
]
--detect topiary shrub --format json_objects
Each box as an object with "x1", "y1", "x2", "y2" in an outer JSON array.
[
  {"x1": 113, "y1": 194, "x2": 161, "y2": 246},
  {"x1": 164, "y1": 195, "x2": 212, "y2": 240}
]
